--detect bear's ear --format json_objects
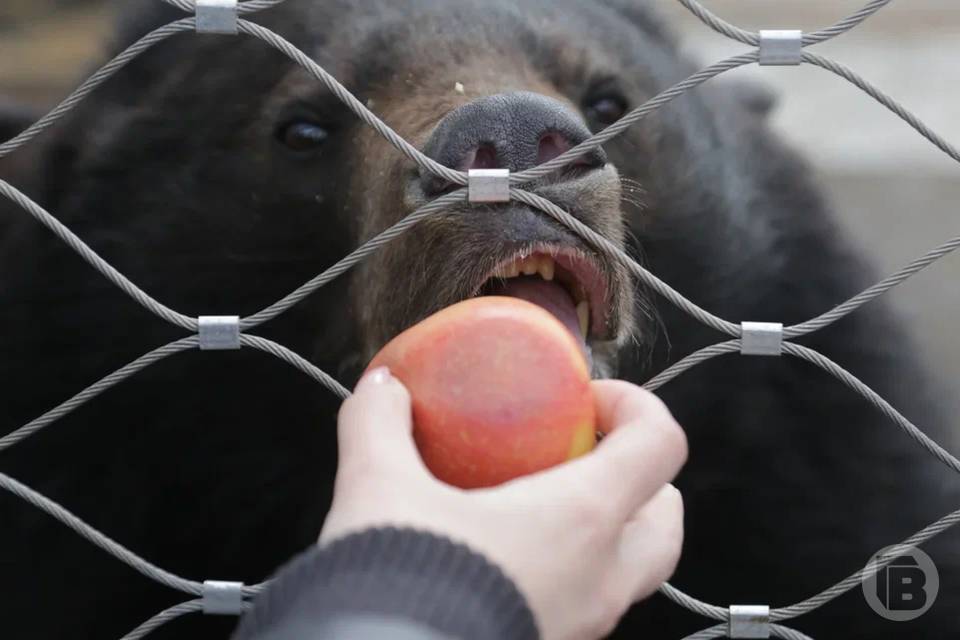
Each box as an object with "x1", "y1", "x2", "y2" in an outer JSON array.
[
  {"x1": 600, "y1": 1, "x2": 778, "y2": 120},
  {"x1": 0, "y1": 99, "x2": 39, "y2": 143}
]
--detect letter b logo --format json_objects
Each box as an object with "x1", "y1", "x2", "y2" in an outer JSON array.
[
  {"x1": 863, "y1": 546, "x2": 938, "y2": 621},
  {"x1": 877, "y1": 556, "x2": 926, "y2": 611}
]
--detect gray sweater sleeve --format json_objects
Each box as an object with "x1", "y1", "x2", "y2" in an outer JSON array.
[{"x1": 230, "y1": 526, "x2": 540, "y2": 640}]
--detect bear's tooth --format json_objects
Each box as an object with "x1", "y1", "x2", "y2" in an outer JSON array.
[
  {"x1": 577, "y1": 301, "x2": 590, "y2": 337},
  {"x1": 538, "y1": 257, "x2": 555, "y2": 281},
  {"x1": 521, "y1": 256, "x2": 538, "y2": 276},
  {"x1": 494, "y1": 260, "x2": 518, "y2": 279}
]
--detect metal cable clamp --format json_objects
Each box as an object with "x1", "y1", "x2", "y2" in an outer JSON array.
[
  {"x1": 729, "y1": 604, "x2": 771, "y2": 638},
  {"x1": 198, "y1": 316, "x2": 241, "y2": 350},
  {"x1": 759, "y1": 30, "x2": 802, "y2": 66},
  {"x1": 741, "y1": 321, "x2": 783, "y2": 356},
  {"x1": 468, "y1": 168, "x2": 511, "y2": 203},
  {"x1": 202, "y1": 580, "x2": 245, "y2": 615},
  {"x1": 196, "y1": 0, "x2": 239, "y2": 35}
]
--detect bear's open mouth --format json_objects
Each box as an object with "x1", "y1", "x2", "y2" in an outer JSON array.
[{"x1": 468, "y1": 244, "x2": 613, "y2": 360}]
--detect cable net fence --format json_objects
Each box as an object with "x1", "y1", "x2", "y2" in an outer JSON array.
[{"x1": 1, "y1": 0, "x2": 959, "y2": 637}]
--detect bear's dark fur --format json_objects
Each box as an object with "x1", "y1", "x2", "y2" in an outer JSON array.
[{"x1": 1, "y1": 1, "x2": 957, "y2": 638}]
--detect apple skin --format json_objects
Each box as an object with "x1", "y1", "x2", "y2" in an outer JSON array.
[{"x1": 365, "y1": 296, "x2": 596, "y2": 489}]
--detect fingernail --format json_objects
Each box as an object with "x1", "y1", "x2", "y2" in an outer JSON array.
[{"x1": 357, "y1": 366, "x2": 392, "y2": 390}]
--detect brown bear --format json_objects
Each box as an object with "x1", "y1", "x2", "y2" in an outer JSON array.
[{"x1": 1, "y1": 1, "x2": 957, "y2": 638}]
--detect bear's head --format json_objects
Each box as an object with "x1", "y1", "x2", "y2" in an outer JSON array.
[{"x1": 13, "y1": 0, "x2": 776, "y2": 382}]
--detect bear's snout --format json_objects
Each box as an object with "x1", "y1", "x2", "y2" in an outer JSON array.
[{"x1": 419, "y1": 91, "x2": 607, "y2": 197}]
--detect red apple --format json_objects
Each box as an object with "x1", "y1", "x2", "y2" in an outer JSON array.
[{"x1": 366, "y1": 296, "x2": 596, "y2": 489}]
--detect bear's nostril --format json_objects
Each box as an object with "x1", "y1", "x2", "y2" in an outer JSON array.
[
  {"x1": 537, "y1": 132, "x2": 570, "y2": 166},
  {"x1": 467, "y1": 143, "x2": 499, "y2": 170}
]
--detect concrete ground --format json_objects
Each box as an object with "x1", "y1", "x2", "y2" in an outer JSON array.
[{"x1": 3, "y1": 0, "x2": 959, "y2": 423}]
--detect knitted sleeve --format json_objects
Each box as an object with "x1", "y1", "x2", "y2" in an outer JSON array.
[{"x1": 230, "y1": 526, "x2": 540, "y2": 640}]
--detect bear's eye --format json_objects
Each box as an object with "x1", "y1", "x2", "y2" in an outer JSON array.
[
  {"x1": 277, "y1": 121, "x2": 329, "y2": 152},
  {"x1": 585, "y1": 95, "x2": 628, "y2": 128}
]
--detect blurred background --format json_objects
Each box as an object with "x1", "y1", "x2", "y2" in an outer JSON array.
[{"x1": 3, "y1": 0, "x2": 959, "y2": 423}]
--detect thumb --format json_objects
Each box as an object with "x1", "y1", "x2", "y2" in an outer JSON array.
[{"x1": 337, "y1": 366, "x2": 427, "y2": 477}]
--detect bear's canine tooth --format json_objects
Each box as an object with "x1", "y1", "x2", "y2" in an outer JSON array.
[
  {"x1": 577, "y1": 300, "x2": 590, "y2": 337},
  {"x1": 538, "y1": 257, "x2": 555, "y2": 281}
]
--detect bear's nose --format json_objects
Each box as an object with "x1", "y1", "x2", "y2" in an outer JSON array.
[{"x1": 420, "y1": 91, "x2": 606, "y2": 197}]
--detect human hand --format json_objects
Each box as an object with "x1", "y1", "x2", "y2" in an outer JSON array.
[{"x1": 319, "y1": 367, "x2": 687, "y2": 640}]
